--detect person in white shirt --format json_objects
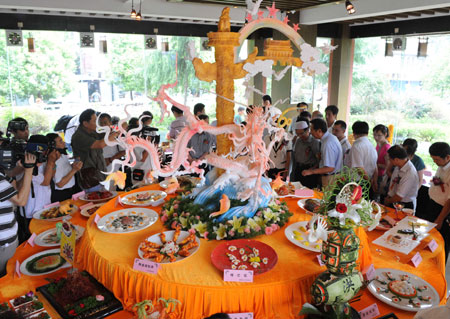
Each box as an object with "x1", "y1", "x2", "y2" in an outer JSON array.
[
  {"x1": 384, "y1": 145, "x2": 419, "y2": 210},
  {"x1": 46, "y1": 133, "x2": 83, "y2": 202},
  {"x1": 416, "y1": 142, "x2": 450, "y2": 261},
  {"x1": 302, "y1": 118, "x2": 342, "y2": 188},
  {"x1": 332, "y1": 120, "x2": 351, "y2": 167},
  {"x1": 347, "y1": 121, "x2": 378, "y2": 186},
  {"x1": 325, "y1": 105, "x2": 339, "y2": 133}
]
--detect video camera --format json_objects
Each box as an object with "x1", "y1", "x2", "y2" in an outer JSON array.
[
  {"x1": 128, "y1": 124, "x2": 160, "y2": 144},
  {"x1": 0, "y1": 122, "x2": 50, "y2": 170}
]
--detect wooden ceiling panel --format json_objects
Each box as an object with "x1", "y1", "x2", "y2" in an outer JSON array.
[{"x1": 182, "y1": 0, "x2": 338, "y2": 11}]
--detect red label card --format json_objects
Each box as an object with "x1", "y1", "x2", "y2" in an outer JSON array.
[
  {"x1": 27, "y1": 233, "x2": 36, "y2": 247},
  {"x1": 228, "y1": 313, "x2": 254, "y2": 319},
  {"x1": 44, "y1": 202, "x2": 60, "y2": 209}
]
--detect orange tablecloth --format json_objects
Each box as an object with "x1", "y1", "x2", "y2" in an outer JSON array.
[{"x1": 0, "y1": 187, "x2": 447, "y2": 319}]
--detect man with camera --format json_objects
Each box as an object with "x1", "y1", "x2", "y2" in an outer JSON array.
[
  {"x1": 0, "y1": 152, "x2": 36, "y2": 276},
  {"x1": 1, "y1": 118, "x2": 29, "y2": 179}
]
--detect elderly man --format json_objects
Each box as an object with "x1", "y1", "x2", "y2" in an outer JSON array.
[
  {"x1": 289, "y1": 118, "x2": 320, "y2": 188},
  {"x1": 384, "y1": 145, "x2": 419, "y2": 210},
  {"x1": 302, "y1": 118, "x2": 342, "y2": 187}
]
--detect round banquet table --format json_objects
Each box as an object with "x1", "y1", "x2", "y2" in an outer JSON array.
[{"x1": 0, "y1": 185, "x2": 447, "y2": 319}]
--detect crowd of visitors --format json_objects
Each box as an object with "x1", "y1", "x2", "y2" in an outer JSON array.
[{"x1": 0, "y1": 98, "x2": 449, "y2": 277}]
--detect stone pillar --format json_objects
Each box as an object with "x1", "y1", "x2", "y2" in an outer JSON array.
[{"x1": 327, "y1": 24, "x2": 355, "y2": 123}]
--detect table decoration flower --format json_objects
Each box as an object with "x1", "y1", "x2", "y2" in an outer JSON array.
[{"x1": 300, "y1": 168, "x2": 381, "y2": 319}]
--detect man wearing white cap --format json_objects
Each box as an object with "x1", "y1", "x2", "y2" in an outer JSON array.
[{"x1": 289, "y1": 118, "x2": 320, "y2": 188}]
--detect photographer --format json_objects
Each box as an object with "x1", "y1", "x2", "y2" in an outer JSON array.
[
  {"x1": 46, "y1": 133, "x2": 83, "y2": 202},
  {"x1": 0, "y1": 153, "x2": 35, "y2": 276},
  {"x1": 4, "y1": 118, "x2": 29, "y2": 179},
  {"x1": 18, "y1": 135, "x2": 57, "y2": 241}
]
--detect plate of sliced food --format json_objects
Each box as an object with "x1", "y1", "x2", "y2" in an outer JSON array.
[
  {"x1": 97, "y1": 208, "x2": 158, "y2": 233},
  {"x1": 80, "y1": 203, "x2": 103, "y2": 218},
  {"x1": 34, "y1": 225, "x2": 85, "y2": 247},
  {"x1": 211, "y1": 239, "x2": 278, "y2": 275},
  {"x1": 80, "y1": 190, "x2": 117, "y2": 202},
  {"x1": 367, "y1": 268, "x2": 439, "y2": 312},
  {"x1": 20, "y1": 249, "x2": 71, "y2": 276},
  {"x1": 297, "y1": 198, "x2": 321, "y2": 214},
  {"x1": 138, "y1": 228, "x2": 200, "y2": 263},
  {"x1": 120, "y1": 190, "x2": 167, "y2": 206},
  {"x1": 285, "y1": 221, "x2": 322, "y2": 252},
  {"x1": 32, "y1": 203, "x2": 78, "y2": 221}
]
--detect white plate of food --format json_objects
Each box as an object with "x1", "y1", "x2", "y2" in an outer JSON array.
[
  {"x1": 367, "y1": 268, "x2": 440, "y2": 312},
  {"x1": 80, "y1": 190, "x2": 117, "y2": 202},
  {"x1": 285, "y1": 221, "x2": 322, "y2": 252},
  {"x1": 80, "y1": 203, "x2": 103, "y2": 218},
  {"x1": 120, "y1": 190, "x2": 167, "y2": 206},
  {"x1": 20, "y1": 249, "x2": 71, "y2": 276},
  {"x1": 32, "y1": 203, "x2": 78, "y2": 221},
  {"x1": 97, "y1": 208, "x2": 158, "y2": 233},
  {"x1": 297, "y1": 198, "x2": 321, "y2": 214},
  {"x1": 138, "y1": 229, "x2": 200, "y2": 263},
  {"x1": 34, "y1": 225, "x2": 85, "y2": 247}
]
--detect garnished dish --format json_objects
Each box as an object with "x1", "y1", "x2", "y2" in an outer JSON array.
[
  {"x1": 20, "y1": 249, "x2": 70, "y2": 276},
  {"x1": 27, "y1": 311, "x2": 51, "y2": 319},
  {"x1": 297, "y1": 198, "x2": 321, "y2": 214},
  {"x1": 285, "y1": 221, "x2": 322, "y2": 252},
  {"x1": 10, "y1": 291, "x2": 36, "y2": 308},
  {"x1": 80, "y1": 190, "x2": 117, "y2": 202},
  {"x1": 34, "y1": 226, "x2": 84, "y2": 247},
  {"x1": 138, "y1": 228, "x2": 200, "y2": 263},
  {"x1": 80, "y1": 203, "x2": 103, "y2": 218},
  {"x1": 36, "y1": 270, "x2": 122, "y2": 319},
  {"x1": 121, "y1": 191, "x2": 167, "y2": 206},
  {"x1": 33, "y1": 203, "x2": 78, "y2": 221},
  {"x1": 367, "y1": 268, "x2": 439, "y2": 312},
  {"x1": 15, "y1": 300, "x2": 44, "y2": 317},
  {"x1": 97, "y1": 208, "x2": 158, "y2": 233},
  {"x1": 211, "y1": 239, "x2": 278, "y2": 275}
]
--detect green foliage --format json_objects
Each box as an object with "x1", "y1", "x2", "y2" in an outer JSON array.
[
  {"x1": 108, "y1": 35, "x2": 215, "y2": 98},
  {"x1": 0, "y1": 31, "x2": 77, "y2": 102},
  {"x1": 417, "y1": 127, "x2": 445, "y2": 142}
]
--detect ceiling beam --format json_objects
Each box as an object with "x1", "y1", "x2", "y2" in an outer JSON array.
[
  {"x1": 299, "y1": 0, "x2": 450, "y2": 25},
  {"x1": 0, "y1": 0, "x2": 247, "y2": 24}
]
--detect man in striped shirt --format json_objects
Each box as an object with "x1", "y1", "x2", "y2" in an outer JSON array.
[{"x1": 0, "y1": 153, "x2": 35, "y2": 277}]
